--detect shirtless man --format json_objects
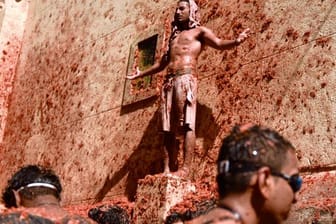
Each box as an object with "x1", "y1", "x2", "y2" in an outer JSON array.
[{"x1": 127, "y1": 0, "x2": 250, "y2": 177}]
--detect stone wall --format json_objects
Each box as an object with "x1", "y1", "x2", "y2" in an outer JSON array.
[
  {"x1": 0, "y1": 0, "x2": 176, "y2": 205},
  {"x1": 0, "y1": 0, "x2": 335, "y2": 222},
  {"x1": 0, "y1": 0, "x2": 29, "y2": 142}
]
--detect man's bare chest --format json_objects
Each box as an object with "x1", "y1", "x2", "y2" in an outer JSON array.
[{"x1": 172, "y1": 29, "x2": 202, "y2": 45}]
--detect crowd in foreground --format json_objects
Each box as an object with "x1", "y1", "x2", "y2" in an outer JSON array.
[{"x1": 0, "y1": 124, "x2": 302, "y2": 223}]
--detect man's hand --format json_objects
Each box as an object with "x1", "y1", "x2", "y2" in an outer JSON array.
[
  {"x1": 126, "y1": 67, "x2": 141, "y2": 80},
  {"x1": 236, "y1": 28, "x2": 251, "y2": 44}
]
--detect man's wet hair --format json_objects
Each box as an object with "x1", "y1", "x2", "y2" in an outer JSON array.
[
  {"x1": 2, "y1": 165, "x2": 62, "y2": 208},
  {"x1": 165, "y1": 198, "x2": 217, "y2": 223},
  {"x1": 216, "y1": 124, "x2": 295, "y2": 197},
  {"x1": 88, "y1": 205, "x2": 130, "y2": 224},
  {"x1": 0, "y1": 212, "x2": 54, "y2": 224},
  {"x1": 185, "y1": 198, "x2": 216, "y2": 221},
  {"x1": 165, "y1": 212, "x2": 183, "y2": 224}
]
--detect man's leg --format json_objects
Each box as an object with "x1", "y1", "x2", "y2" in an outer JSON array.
[
  {"x1": 163, "y1": 132, "x2": 175, "y2": 173},
  {"x1": 173, "y1": 75, "x2": 197, "y2": 177},
  {"x1": 180, "y1": 129, "x2": 195, "y2": 176}
]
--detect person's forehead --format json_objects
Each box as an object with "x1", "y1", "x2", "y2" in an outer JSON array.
[{"x1": 177, "y1": 1, "x2": 190, "y2": 7}]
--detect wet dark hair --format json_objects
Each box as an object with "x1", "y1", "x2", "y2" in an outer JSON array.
[
  {"x1": 2, "y1": 165, "x2": 62, "y2": 208},
  {"x1": 88, "y1": 205, "x2": 130, "y2": 224},
  {"x1": 184, "y1": 198, "x2": 216, "y2": 221},
  {"x1": 165, "y1": 212, "x2": 183, "y2": 224},
  {"x1": 0, "y1": 212, "x2": 54, "y2": 224},
  {"x1": 165, "y1": 198, "x2": 216, "y2": 223},
  {"x1": 216, "y1": 125, "x2": 295, "y2": 197}
]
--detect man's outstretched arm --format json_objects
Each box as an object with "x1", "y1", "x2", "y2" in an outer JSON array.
[
  {"x1": 201, "y1": 27, "x2": 250, "y2": 50},
  {"x1": 126, "y1": 53, "x2": 169, "y2": 80}
]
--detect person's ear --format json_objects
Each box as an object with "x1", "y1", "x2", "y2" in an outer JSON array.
[
  {"x1": 12, "y1": 190, "x2": 21, "y2": 207},
  {"x1": 256, "y1": 167, "x2": 273, "y2": 199}
]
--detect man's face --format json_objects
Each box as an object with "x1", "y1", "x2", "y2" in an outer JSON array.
[
  {"x1": 264, "y1": 150, "x2": 300, "y2": 223},
  {"x1": 175, "y1": 1, "x2": 190, "y2": 23}
]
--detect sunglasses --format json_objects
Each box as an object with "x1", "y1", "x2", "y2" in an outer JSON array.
[{"x1": 271, "y1": 171, "x2": 303, "y2": 193}]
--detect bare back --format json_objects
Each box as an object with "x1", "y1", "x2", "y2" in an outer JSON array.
[{"x1": 168, "y1": 27, "x2": 203, "y2": 73}]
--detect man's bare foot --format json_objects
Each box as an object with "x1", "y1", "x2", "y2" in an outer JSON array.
[
  {"x1": 162, "y1": 170, "x2": 176, "y2": 178},
  {"x1": 173, "y1": 167, "x2": 189, "y2": 179},
  {"x1": 163, "y1": 168, "x2": 171, "y2": 174}
]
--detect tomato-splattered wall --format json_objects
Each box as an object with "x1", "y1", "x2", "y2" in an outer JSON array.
[
  {"x1": 0, "y1": 0, "x2": 335, "y2": 223},
  {"x1": 0, "y1": 0, "x2": 28, "y2": 142}
]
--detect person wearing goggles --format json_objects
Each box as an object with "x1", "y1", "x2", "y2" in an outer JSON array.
[
  {"x1": 1, "y1": 165, "x2": 94, "y2": 223},
  {"x1": 201, "y1": 124, "x2": 302, "y2": 224}
]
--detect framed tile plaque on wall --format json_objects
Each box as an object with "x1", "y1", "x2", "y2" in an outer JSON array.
[{"x1": 122, "y1": 28, "x2": 165, "y2": 106}]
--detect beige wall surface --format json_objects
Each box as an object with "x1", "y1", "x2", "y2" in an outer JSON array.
[
  {"x1": 0, "y1": 0, "x2": 5, "y2": 31},
  {"x1": 0, "y1": 0, "x2": 29, "y2": 141},
  {"x1": 1, "y1": 0, "x2": 175, "y2": 204},
  {"x1": 0, "y1": 0, "x2": 334, "y2": 220}
]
